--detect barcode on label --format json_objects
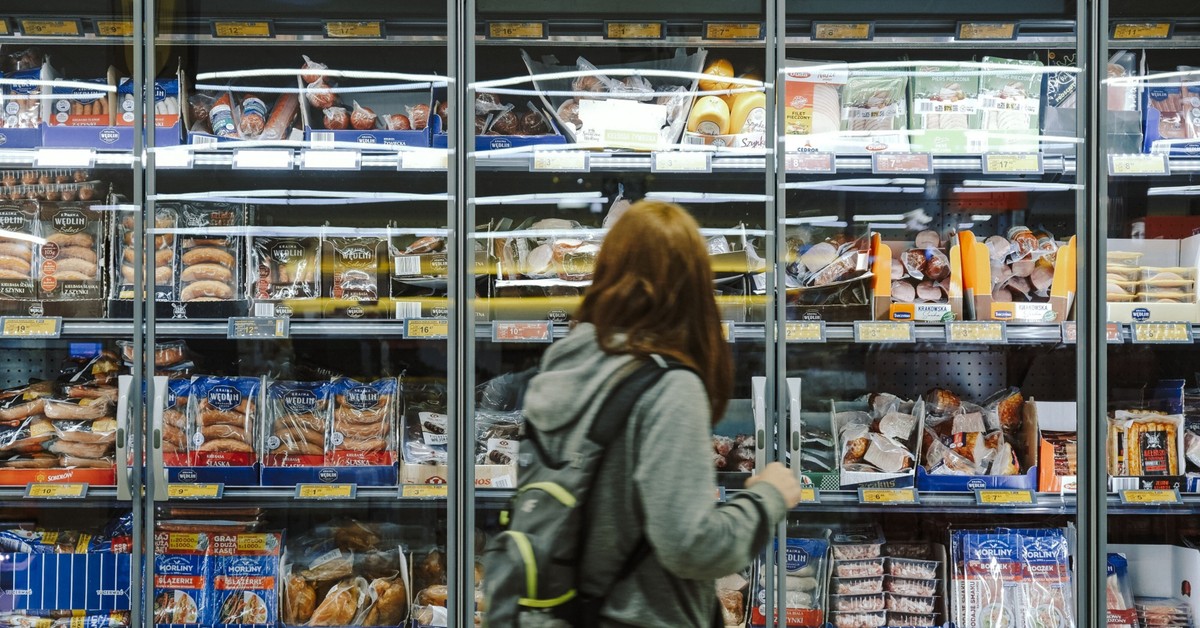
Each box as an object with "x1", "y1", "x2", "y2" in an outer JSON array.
[
  {"x1": 192, "y1": 135, "x2": 218, "y2": 146},
  {"x1": 979, "y1": 97, "x2": 1039, "y2": 114},
  {"x1": 311, "y1": 132, "x2": 335, "y2": 147},
  {"x1": 915, "y1": 100, "x2": 977, "y2": 114},
  {"x1": 967, "y1": 137, "x2": 987, "y2": 152},
  {"x1": 394, "y1": 256, "x2": 422, "y2": 276},
  {"x1": 254, "y1": 303, "x2": 276, "y2": 317},
  {"x1": 396, "y1": 302, "x2": 422, "y2": 320},
  {"x1": 842, "y1": 104, "x2": 904, "y2": 120}
]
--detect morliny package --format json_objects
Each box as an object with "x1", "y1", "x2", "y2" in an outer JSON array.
[
  {"x1": 908, "y1": 63, "x2": 983, "y2": 154},
  {"x1": 0, "y1": 202, "x2": 40, "y2": 301},
  {"x1": 187, "y1": 376, "x2": 262, "y2": 468},
  {"x1": 264, "y1": 380, "x2": 331, "y2": 468},
  {"x1": 39, "y1": 201, "x2": 106, "y2": 301},
  {"x1": 207, "y1": 532, "x2": 282, "y2": 626},
  {"x1": 1016, "y1": 528, "x2": 1075, "y2": 628},
  {"x1": 152, "y1": 531, "x2": 209, "y2": 625},
  {"x1": 979, "y1": 56, "x2": 1045, "y2": 152},
  {"x1": 953, "y1": 531, "x2": 1023, "y2": 628}
]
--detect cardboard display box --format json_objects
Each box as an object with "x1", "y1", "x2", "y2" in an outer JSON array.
[
  {"x1": 872, "y1": 234, "x2": 964, "y2": 322},
  {"x1": 960, "y1": 230, "x2": 1076, "y2": 322},
  {"x1": 1107, "y1": 235, "x2": 1200, "y2": 323},
  {"x1": 1036, "y1": 401, "x2": 1078, "y2": 493},
  {"x1": 916, "y1": 400, "x2": 1040, "y2": 492}
]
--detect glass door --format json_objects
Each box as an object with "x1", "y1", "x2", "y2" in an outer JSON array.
[
  {"x1": 145, "y1": 1, "x2": 458, "y2": 626},
  {"x1": 780, "y1": 1, "x2": 1087, "y2": 627}
]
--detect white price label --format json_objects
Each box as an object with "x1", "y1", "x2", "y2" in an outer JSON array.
[
  {"x1": 531, "y1": 151, "x2": 589, "y2": 172},
  {"x1": 400, "y1": 150, "x2": 450, "y2": 171},
  {"x1": 155, "y1": 148, "x2": 194, "y2": 169},
  {"x1": 233, "y1": 149, "x2": 293, "y2": 170},
  {"x1": 651, "y1": 151, "x2": 711, "y2": 173},
  {"x1": 35, "y1": 149, "x2": 95, "y2": 168},
  {"x1": 301, "y1": 149, "x2": 361, "y2": 170}
]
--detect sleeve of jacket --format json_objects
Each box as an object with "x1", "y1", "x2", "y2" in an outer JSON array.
[{"x1": 631, "y1": 370, "x2": 789, "y2": 580}]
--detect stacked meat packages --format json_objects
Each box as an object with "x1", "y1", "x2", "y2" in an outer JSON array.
[
  {"x1": 888, "y1": 230, "x2": 955, "y2": 313},
  {"x1": 1107, "y1": 250, "x2": 1195, "y2": 304},
  {"x1": 0, "y1": 48, "x2": 55, "y2": 132},
  {"x1": 177, "y1": 203, "x2": 244, "y2": 304},
  {"x1": 950, "y1": 526, "x2": 1075, "y2": 628},
  {"x1": 829, "y1": 526, "x2": 944, "y2": 628},
  {"x1": 1, "y1": 169, "x2": 103, "y2": 202},
  {"x1": 188, "y1": 83, "x2": 300, "y2": 141},
  {"x1": 1135, "y1": 597, "x2": 1195, "y2": 627},
  {"x1": 837, "y1": 393, "x2": 921, "y2": 477},
  {"x1": 153, "y1": 529, "x2": 283, "y2": 627},
  {"x1": 921, "y1": 386, "x2": 1027, "y2": 477},
  {"x1": 0, "y1": 349, "x2": 122, "y2": 474},
  {"x1": 983, "y1": 227, "x2": 1063, "y2": 307},
  {"x1": 300, "y1": 55, "x2": 431, "y2": 134}
]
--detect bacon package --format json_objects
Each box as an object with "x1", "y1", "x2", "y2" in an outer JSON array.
[
  {"x1": 153, "y1": 531, "x2": 209, "y2": 625},
  {"x1": 188, "y1": 376, "x2": 261, "y2": 467},
  {"x1": 264, "y1": 380, "x2": 330, "y2": 467},
  {"x1": 208, "y1": 532, "x2": 282, "y2": 626},
  {"x1": 330, "y1": 377, "x2": 397, "y2": 467},
  {"x1": 1108, "y1": 410, "x2": 1182, "y2": 477},
  {"x1": 950, "y1": 527, "x2": 1075, "y2": 628}
]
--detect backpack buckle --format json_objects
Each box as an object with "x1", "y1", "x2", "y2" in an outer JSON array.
[{"x1": 650, "y1": 354, "x2": 667, "y2": 369}]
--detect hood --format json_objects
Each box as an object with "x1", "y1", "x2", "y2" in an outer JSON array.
[{"x1": 523, "y1": 323, "x2": 635, "y2": 432}]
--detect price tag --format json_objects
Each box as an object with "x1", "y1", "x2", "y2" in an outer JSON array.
[
  {"x1": 785, "y1": 321, "x2": 826, "y2": 343},
  {"x1": 155, "y1": 148, "x2": 194, "y2": 169},
  {"x1": 704, "y1": 22, "x2": 762, "y2": 40},
  {"x1": 721, "y1": 321, "x2": 735, "y2": 342},
  {"x1": 975, "y1": 489, "x2": 1036, "y2": 505},
  {"x1": 487, "y1": 21, "x2": 546, "y2": 39},
  {"x1": 1063, "y1": 322, "x2": 1123, "y2": 343},
  {"x1": 492, "y1": 321, "x2": 553, "y2": 343},
  {"x1": 34, "y1": 149, "x2": 95, "y2": 169},
  {"x1": 25, "y1": 483, "x2": 87, "y2": 499},
  {"x1": 296, "y1": 483, "x2": 356, "y2": 500},
  {"x1": 19, "y1": 19, "x2": 82, "y2": 36},
  {"x1": 323, "y1": 20, "x2": 385, "y2": 39},
  {"x1": 401, "y1": 484, "x2": 448, "y2": 498},
  {"x1": 1109, "y1": 154, "x2": 1169, "y2": 176},
  {"x1": 605, "y1": 21, "x2": 664, "y2": 39},
  {"x1": 797, "y1": 487, "x2": 820, "y2": 504},
  {"x1": 858, "y1": 487, "x2": 918, "y2": 504},
  {"x1": 227, "y1": 317, "x2": 289, "y2": 339},
  {"x1": 1112, "y1": 22, "x2": 1173, "y2": 40},
  {"x1": 531, "y1": 151, "x2": 589, "y2": 172},
  {"x1": 166, "y1": 483, "x2": 224, "y2": 499},
  {"x1": 873, "y1": 153, "x2": 933, "y2": 174},
  {"x1": 233, "y1": 149, "x2": 293, "y2": 170},
  {"x1": 1109, "y1": 323, "x2": 1124, "y2": 343},
  {"x1": 95, "y1": 20, "x2": 134, "y2": 37},
  {"x1": 854, "y1": 321, "x2": 914, "y2": 343},
  {"x1": 212, "y1": 20, "x2": 274, "y2": 38},
  {"x1": 2, "y1": 317, "x2": 62, "y2": 338},
  {"x1": 400, "y1": 150, "x2": 449, "y2": 171},
  {"x1": 957, "y1": 22, "x2": 1017, "y2": 40},
  {"x1": 946, "y1": 321, "x2": 1007, "y2": 344},
  {"x1": 785, "y1": 152, "x2": 836, "y2": 174},
  {"x1": 0, "y1": 19, "x2": 9, "y2": 36},
  {"x1": 982, "y1": 153, "x2": 1043, "y2": 175},
  {"x1": 651, "y1": 151, "x2": 711, "y2": 173},
  {"x1": 812, "y1": 22, "x2": 874, "y2": 40},
  {"x1": 405, "y1": 318, "x2": 448, "y2": 339},
  {"x1": 1131, "y1": 322, "x2": 1193, "y2": 344},
  {"x1": 1119, "y1": 488, "x2": 1182, "y2": 505},
  {"x1": 300, "y1": 150, "x2": 361, "y2": 170}
]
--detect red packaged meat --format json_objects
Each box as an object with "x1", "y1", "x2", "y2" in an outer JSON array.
[
  {"x1": 350, "y1": 101, "x2": 377, "y2": 130},
  {"x1": 323, "y1": 106, "x2": 349, "y2": 130}
]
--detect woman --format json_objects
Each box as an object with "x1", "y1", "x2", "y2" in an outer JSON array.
[{"x1": 520, "y1": 200, "x2": 804, "y2": 626}]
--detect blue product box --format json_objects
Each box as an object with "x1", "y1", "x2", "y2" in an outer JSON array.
[
  {"x1": 259, "y1": 465, "x2": 397, "y2": 486},
  {"x1": 0, "y1": 552, "x2": 132, "y2": 612},
  {"x1": 167, "y1": 465, "x2": 259, "y2": 486},
  {"x1": 302, "y1": 80, "x2": 436, "y2": 147},
  {"x1": 0, "y1": 127, "x2": 41, "y2": 149},
  {"x1": 430, "y1": 86, "x2": 566, "y2": 151}
]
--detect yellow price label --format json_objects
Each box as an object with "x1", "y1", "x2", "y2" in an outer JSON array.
[
  {"x1": 975, "y1": 489, "x2": 1035, "y2": 505},
  {"x1": 606, "y1": 22, "x2": 663, "y2": 39},
  {"x1": 19, "y1": 19, "x2": 81, "y2": 36},
  {"x1": 984, "y1": 153, "x2": 1042, "y2": 174},
  {"x1": 25, "y1": 483, "x2": 86, "y2": 499},
  {"x1": 1120, "y1": 488, "x2": 1181, "y2": 504},
  {"x1": 0, "y1": 20, "x2": 9, "y2": 36},
  {"x1": 652, "y1": 151, "x2": 710, "y2": 173},
  {"x1": 324, "y1": 21, "x2": 384, "y2": 38},
  {"x1": 212, "y1": 21, "x2": 273, "y2": 38},
  {"x1": 488, "y1": 22, "x2": 545, "y2": 39},
  {"x1": 946, "y1": 321, "x2": 1006, "y2": 343},
  {"x1": 705, "y1": 22, "x2": 762, "y2": 40},
  {"x1": 402, "y1": 484, "x2": 449, "y2": 498},
  {"x1": 2, "y1": 317, "x2": 61, "y2": 338},
  {"x1": 785, "y1": 322, "x2": 825, "y2": 342},
  {"x1": 958, "y1": 22, "x2": 1016, "y2": 40},
  {"x1": 1110, "y1": 154, "x2": 1169, "y2": 176},
  {"x1": 859, "y1": 488, "x2": 918, "y2": 504},
  {"x1": 95, "y1": 20, "x2": 133, "y2": 37},
  {"x1": 406, "y1": 318, "x2": 448, "y2": 339},
  {"x1": 167, "y1": 483, "x2": 222, "y2": 499},
  {"x1": 531, "y1": 151, "x2": 588, "y2": 172},
  {"x1": 721, "y1": 321, "x2": 735, "y2": 342},
  {"x1": 798, "y1": 487, "x2": 819, "y2": 503},
  {"x1": 1131, "y1": 322, "x2": 1192, "y2": 344},
  {"x1": 813, "y1": 22, "x2": 872, "y2": 40},
  {"x1": 1113, "y1": 22, "x2": 1172, "y2": 40},
  {"x1": 855, "y1": 321, "x2": 914, "y2": 343},
  {"x1": 296, "y1": 483, "x2": 356, "y2": 499}
]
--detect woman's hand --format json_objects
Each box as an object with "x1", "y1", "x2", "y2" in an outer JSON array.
[{"x1": 745, "y1": 462, "x2": 806, "y2": 508}]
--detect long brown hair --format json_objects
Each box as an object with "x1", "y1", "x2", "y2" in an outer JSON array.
[{"x1": 577, "y1": 200, "x2": 733, "y2": 422}]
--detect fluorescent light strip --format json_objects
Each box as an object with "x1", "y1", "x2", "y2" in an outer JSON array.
[
  {"x1": 479, "y1": 86, "x2": 765, "y2": 99},
  {"x1": 0, "y1": 230, "x2": 46, "y2": 245},
  {"x1": 0, "y1": 78, "x2": 117, "y2": 91},
  {"x1": 779, "y1": 60, "x2": 1080, "y2": 77},
  {"x1": 472, "y1": 192, "x2": 603, "y2": 206},
  {"x1": 971, "y1": 215, "x2": 995, "y2": 221},
  {"x1": 645, "y1": 192, "x2": 771, "y2": 203},
  {"x1": 868, "y1": 222, "x2": 908, "y2": 230},
  {"x1": 852, "y1": 213, "x2": 906, "y2": 221},
  {"x1": 474, "y1": 69, "x2": 768, "y2": 90},
  {"x1": 193, "y1": 83, "x2": 433, "y2": 95},
  {"x1": 151, "y1": 190, "x2": 445, "y2": 203},
  {"x1": 960, "y1": 180, "x2": 1082, "y2": 191},
  {"x1": 197, "y1": 69, "x2": 449, "y2": 84},
  {"x1": 783, "y1": 215, "x2": 840, "y2": 225}
]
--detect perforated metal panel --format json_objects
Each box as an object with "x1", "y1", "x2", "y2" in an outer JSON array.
[
  {"x1": 865, "y1": 345, "x2": 1007, "y2": 403},
  {"x1": 0, "y1": 347, "x2": 61, "y2": 389}
]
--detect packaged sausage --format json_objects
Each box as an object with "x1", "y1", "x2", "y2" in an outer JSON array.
[
  {"x1": 208, "y1": 532, "x2": 282, "y2": 626},
  {"x1": 0, "y1": 202, "x2": 39, "y2": 300},
  {"x1": 114, "y1": 205, "x2": 178, "y2": 301},
  {"x1": 238, "y1": 95, "x2": 268, "y2": 139},
  {"x1": 177, "y1": 203, "x2": 244, "y2": 303},
  {"x1": 1107, "y1": 410, "x2": 1183, "y2": 476},
  {"x1": 751, "y1": 536, "x2": 828, "y2": 626},
  {"x1": 831, "y1": 524, "x2": 885, "y2": 560},
  {"x1": 1, "y1": 55, "x2": 56, "y2": 129},
  {"x1": 38, "y1": 201, "x2": 106, "y2": 301},
  {"x1": 330, "y1": 377, "x2": 397, "y2": 467},
  {"x1": 49, "y1": 78, "x2": 111, "y2": 127},
  {"x1": 260, "y1": 93, "x2": 299, "y2": 141},
  {"x1": 0, "y1": 417, "x2": 54, "y2": 457},
  {"x1": 209, "y1": 92, "x2": 238, "y2": 138},
  {"x1": 188, "y1": 376, "x2": 261, "y2": 467},
  {"x1": 162, "y1": 378, "x2": 191, "y2": 465},
  {"x1": 264, "y1": 381, "x2": 330, "y2": 467},
  {"x1": 475, "y1": 410, "x2": 521, "y2": 465},
  {"x1": 152, "y1": 531, "x2": 209, "y2": 625},
  {"x1": 250, "y1": 236, "x2": 320, "y2": 314},
  {"x1": 832, "y1": 577, "x2": 884, "y2": 595},
  {"x1": 326, "y1": 236, "x2": 384, "y2": 303}
]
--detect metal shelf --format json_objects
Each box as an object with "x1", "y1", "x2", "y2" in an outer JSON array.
[
  {"x1": 0, "y1": 150, "x2": 137, "y2": 169},
  {"x1": 791, "y1": 491, "x2": 1078, "y2": 514},
  {"x1": 786, "y1": 19, "x2": 1077, "y2": 48},
  {"x1": 197, "y1": 486, "x2": 448, "y2": 506},
  {"x1": 0, "y1": 486, "x2": 123, "y2": 504}
]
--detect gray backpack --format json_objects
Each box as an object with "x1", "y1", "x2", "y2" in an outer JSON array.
[{"x1": 483, "y1": 356, "x2": 680, "y2": 628}]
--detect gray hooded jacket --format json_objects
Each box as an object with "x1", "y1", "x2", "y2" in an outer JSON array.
[{"x1": 522, "y1": 323, "x2": 788, "y2": 627}]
